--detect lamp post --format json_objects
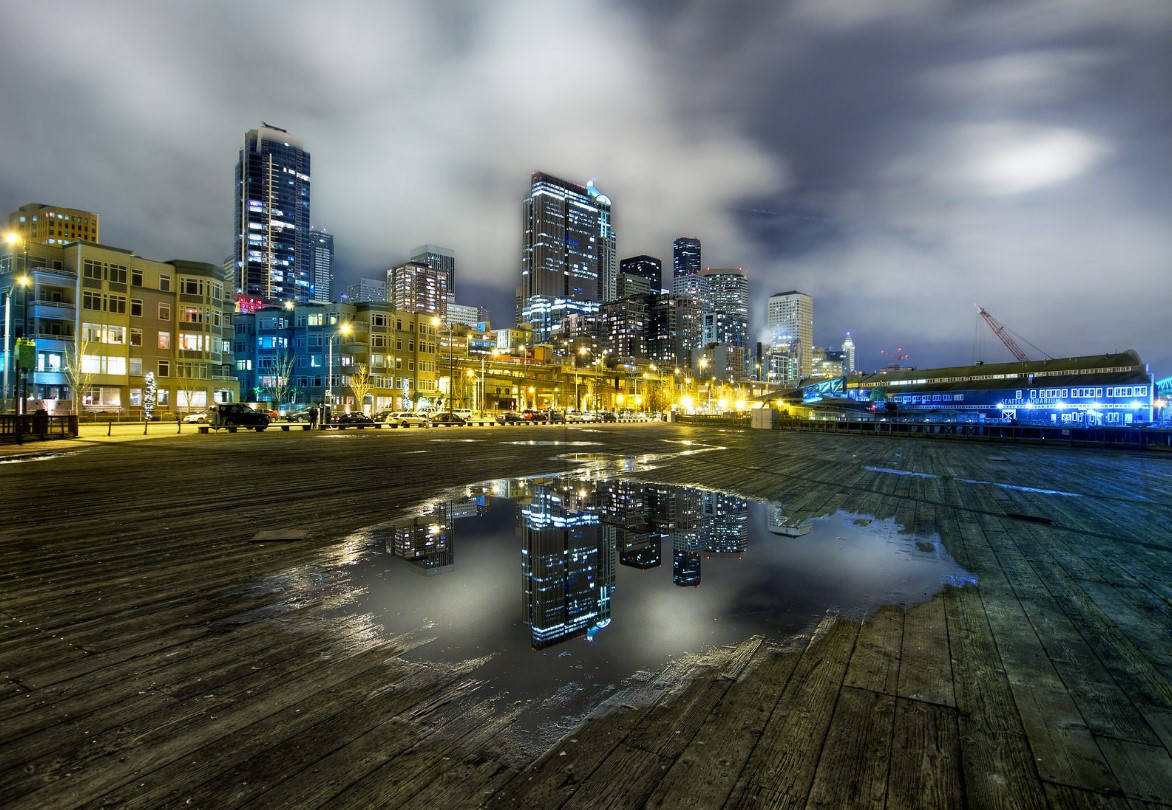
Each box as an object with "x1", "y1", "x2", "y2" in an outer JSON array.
[
  {"x1": 326, "y1": 320, "x2": 351, "y2": 418},
  {"x1": 433, "y1": 316, "x2": 454, "y2": 415},
  {"x1": 574, "y1": 346, "x2": 588, "y2": 412},
  {"x1": 3, "y1": 232, "x2": 31, "y2": 415}
]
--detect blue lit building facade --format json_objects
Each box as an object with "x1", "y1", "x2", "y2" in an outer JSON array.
[
  {"x1": 235, "y1": 124, "x2": 312, "y2": 303},
  {"x1": 308, "y1": 227, "x2": 333, "y2": 304},
  {"x1": 839, "y1": 351, "x2": 1156, "y2": 426}
]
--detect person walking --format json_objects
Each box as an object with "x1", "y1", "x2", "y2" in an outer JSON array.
[{"x1": 308, "y1": 405, "x2": 319, "y2": 430}]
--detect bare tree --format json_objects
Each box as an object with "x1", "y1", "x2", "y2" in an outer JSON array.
[
  {"x1": 268, "y1": 352, "x2": 297, "y2": 411},
  {"x1": 62, "y1": 338, "x2": 93, "y2": 415},
  {"x1": 348, "y1": 363, "x2": 373, "y2": 414}
]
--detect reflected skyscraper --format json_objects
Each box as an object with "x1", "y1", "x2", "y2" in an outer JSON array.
[
  {"x1": 519, "y1": 481, "x2": 615, "y2": 648},
  {"x1": 386, "y1": 504, "x2": 455, "y2": 571}
]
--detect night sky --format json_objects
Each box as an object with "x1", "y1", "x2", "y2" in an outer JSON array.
[{"x1": 1, "y1": 1, "x2": 1168, "y2": 372}]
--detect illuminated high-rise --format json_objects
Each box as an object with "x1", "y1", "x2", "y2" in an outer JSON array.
[
  {"x1": 234, "y1": 124, "x2": 312, "y2": 303},
  {"x1": 767, "y1": 290, "x2": 814, "y2": 380},
  {"x1": 309, "y1": 227, "x2": 333, "y2": 303},
  {"x1": 518, "y1": 172, "x2": 614, "y2": 319},
  {"x1": 671, "y1": 237, "x2": 702, "y2": 298},
  {"x1": 842, "y1": 331, "x2": 856, "y2": 373}
]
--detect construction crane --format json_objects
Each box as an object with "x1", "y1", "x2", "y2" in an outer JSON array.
[{"x1": 974, "y1": 304, "x2": 1043, "y2": 363}]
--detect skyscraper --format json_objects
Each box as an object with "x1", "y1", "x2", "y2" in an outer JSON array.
[
  {"x1": 671, "y1": 237, "x2": 702, "y2": 297},
  {"x1": 619, "y1": 255, "x2": 663, "y2": 294},
  {"x1": 234, "y1": 124, "x2": 311, "y2": 302},
  {"x1": 410, "y1": 245, "x2": 455, "y2": 297},
  {"x1": 767, "y1": 291, "x2": 814, "y2": 380},
  {"x1": 700, "y1": 267, "x2": 749, "y2": 349},
  {"x1": 518, "y1": 172, "x2": 612, "y2": 312},
  {"x1": 309, "y1": 227, "x2": 333, "y2": 303},
  {"x1": 590, "y1": 182, "x2": 617, "y2": 303},
  {"x1": 842, "y1": 331, "x2": 856, "y2": 373},
  {"x1": 388, "y1": 260, "x2": 447, "y2": 318}
]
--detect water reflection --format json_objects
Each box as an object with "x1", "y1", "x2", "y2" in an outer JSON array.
[{"x1": 347, "y1": 471, "x2": 975, "y2": 736}]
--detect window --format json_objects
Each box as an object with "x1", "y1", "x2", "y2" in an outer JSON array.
[
  {"x1": 82, "y1": 291, "x2": 102, "y2": 310},
  {"x1": 130, "y1": 328, "x2": 142, "y2": 347},
  {"x1": 106, "y1": 356, "x2": 127, "y2": 375},
  {"x1": 131, "y1": 269, "x2": 143, "y2": 286},
  {"x1": 82, "y1": 322, "x2": 103, "y2": 342},
  {"x1": 82, "y1": 355, "x2": 102, "y2": 373},
  {"x1": 158, "y1": 332, "x2": 171, "y2": 350},
  {"x1": 36, "y1": 352, "x2": 63, "y2": 372},
  {"x1": 182, "y1": 279, "x2": 200, "y2": 296},
  {"x1": 108, "y1": 265, "x2": 127, "y2": 284},
  {"x1": 130, "y1": 298, "x2": 143, "y2": 317},
  {"x1": 158, "y1": 360, "x2": 170, "y2": 377},
  {"x1": 308, "y1": 313, "x2": 323, "y2": 326},
  {"x1": 83, "y1": 260, "x2": 103, "y2": 281},
  {"x1": 179, "y1": 333, "x2": 206, "y2": 351},
  {"x1": 130, "y1": 357, "x2": 143, "y2": 376},
  {"x1": 158, "y1": 303, "x2": 171, "y2": 320},
  {"x1": 159, "y1": 274, "x2": 171, "y2": 292},
  {"x1": 130, "y1": 388, "x2": 142, "y2": 406},
  {"x1": 105, "y1": 325, "x2": 126, "y2": 344}
]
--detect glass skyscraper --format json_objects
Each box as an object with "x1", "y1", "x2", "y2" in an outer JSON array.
[
  {"x1": 309, "y1": 227, "x2": 333, "y2": 303},
  {"x1": 234, "y1": 124, "x2": 311, "y2": 303},
  {"x1": 671, "y1": 237, "x2": 702, "y2": 295},
  {"x1": 518, "y1": 172, "x2": 614, "y2": 320},
  {"x1": 410, "y1": 244, "x2": 455, "y2": 297}
]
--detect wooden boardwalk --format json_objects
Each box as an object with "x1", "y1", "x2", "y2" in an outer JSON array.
[{"x1": 0, "y1": 424, "x2": 1169, "y2": 808}]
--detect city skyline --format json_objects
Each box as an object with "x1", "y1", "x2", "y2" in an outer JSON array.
[{"x1": 0, "y1": 2, "x2": 1168, "y2": 373}]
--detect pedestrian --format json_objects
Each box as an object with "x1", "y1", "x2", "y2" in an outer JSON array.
[{"x1": 308, "y1": 406, "x2": 319, "y2": 430}]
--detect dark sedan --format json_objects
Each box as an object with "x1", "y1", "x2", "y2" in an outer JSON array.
[
  {"x1": 495, "y1": 411, "x2": 525, "y2": 424},
  {"x1": 430, "y1": 412, "x2": 468, "y2": 426},
  {"x1": 331, "y1": 412, "x2": 375, "y2": 427}
]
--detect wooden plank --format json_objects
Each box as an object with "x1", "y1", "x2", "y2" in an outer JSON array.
[
  {"x1": 897, "y1": 598, "x2": 955, "y2": 707},
  {"x1": 844, "y1": 605, "x2": 903, "y2": 695},
  {"x1": 805, "y1": 686, "x2": 894, "y2": 809},
  {"x1": 725, "y1": 619, "x2": 860, "y2": 808},
  {"x1": 646, "y1": 645, "x2": 803, "y2": 810},
  {"x1": 1093, "y1": 737, "x2": 1172, "y2": 805},
  {"x1": 886, "y1": 697, "x2": 963, "y2": 810}
]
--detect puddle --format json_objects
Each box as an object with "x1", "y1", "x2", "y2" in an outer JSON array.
[
  {"x1": 304, "y1": 470, "x2": 974, "y2": 739},
  {"x1": 504, "y1": 441, "x2": 603, "y2": 447},
  {"x1": 0, "y1": 450, "x2": 81, "y2": 464}
]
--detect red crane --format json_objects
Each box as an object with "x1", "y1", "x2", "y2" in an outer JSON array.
[{"x1": 974, "y1": 304, "x2": 1029, "y2": 362}]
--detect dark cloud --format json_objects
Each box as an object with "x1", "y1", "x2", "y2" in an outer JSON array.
[{"x1": 1, "y1": 0, "x2": 1168, "y2": 372}]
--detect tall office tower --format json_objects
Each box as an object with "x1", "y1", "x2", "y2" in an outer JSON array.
[
  {"x1": 5, "y1": 203, "x2": 99, "y2": 246},
  {"x1": 767, "y1": 290, "x2": 814, "y2": 380},
  {"x1": 671, "y1": 237, "x2": 701, "y2": 296},
  {"x1": 647, "y1": 294, "x2": 702, "y2": 368},
  {"x1": 700, "y1": 267, "x2": 750, "y2": 348},
  {"x1": 617, "y1": 271, "x2": 651, "y2": 299},
  {"x1": 518, "y1": 172, "x2": 612, "y2": 315},
  {"x1": 842, "y1": 331, "x2": 855, "y2": 373},
  {"x1": 601, "y1": 295, "x2": 650, "y2": 359},
  {"x1": 619, "y1": 255, "x2": 663, "y2": 294},
  {"x1": 410, "y1": 245, "x2": 455, "y2": 296},
  {"x1": 234, "y1": 123, "x2": 312, "y2": 302},
  {"x1": 591, "y1": 183, "x2": 617, "y2": 303},
  {"x1": 309, "y1": 227, "x2": 333, "y2": 303},
  {"x1": 388, "y1": 260, "x2": 448, "y2": 317},
  {"x1": 346, "y1": 277, "x2": 386, "y2": 303}
]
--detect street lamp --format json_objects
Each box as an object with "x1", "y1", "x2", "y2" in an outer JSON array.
[
  {"x1": 3, "y1": 232, "x2": 31, "y2": 415},
  {"x1": 433, "y1": 315, "x2": 454, "y2": 415},
  {"x1": 326, "y1": 320, "x2": 351, "y2": 416},
  {"x1": 574, "y1": 346, "x2": 588, "y2": 412}
]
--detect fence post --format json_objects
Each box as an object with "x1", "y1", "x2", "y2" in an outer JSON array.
[
  {"x1": 108, "y1": 419, "x2": 112, "y2": 437},
  {"x1": 143, "y1": 419, "x2": 148, "y2": 435},
  {"x1": 177, "y1": 417, "x2": 181, "y2": 434}
]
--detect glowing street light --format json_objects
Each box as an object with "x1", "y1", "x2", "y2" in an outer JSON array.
[{"x1": 326, "y1": 320, "x2": 352, "y2": 414}]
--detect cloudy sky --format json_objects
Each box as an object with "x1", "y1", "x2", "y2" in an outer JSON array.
[{"x1": 1, "y1": 0, "x2": 1169, "y2": 372}]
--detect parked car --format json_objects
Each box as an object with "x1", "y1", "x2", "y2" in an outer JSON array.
[
  {"x1": 451, "y1": 409, "x2": 474, "y2": 421},
  {"x1": 546, "y1": 410, "x2": 566, "y2": 423},
  {"x1": 378, "y1": 410, "x2": 427, "y2": 427},
  {"x1": 284, "y1": 409, "x2": 312, "y2": 422},
  {"x1": 331, "y1": 412, "x2": 375, "y2": 426},
  {"x1": 495, "y1": 411, "x2": 524, "y2": 424},
  {"x1": 597, "y1": 411, "x2": 618, "y2": 422},
  {"x1": 429, "y1": 412, "x2": 468, "y2": 426},
  {"x1": 182, "y1": 411, "x2": 209, "y2": 424},
  {"x1": 208, "y1": 403, "x2": 270, "y2": 430},
  {"x1": 520, "y1": 409, "x2": 545, "y2": 422}
]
